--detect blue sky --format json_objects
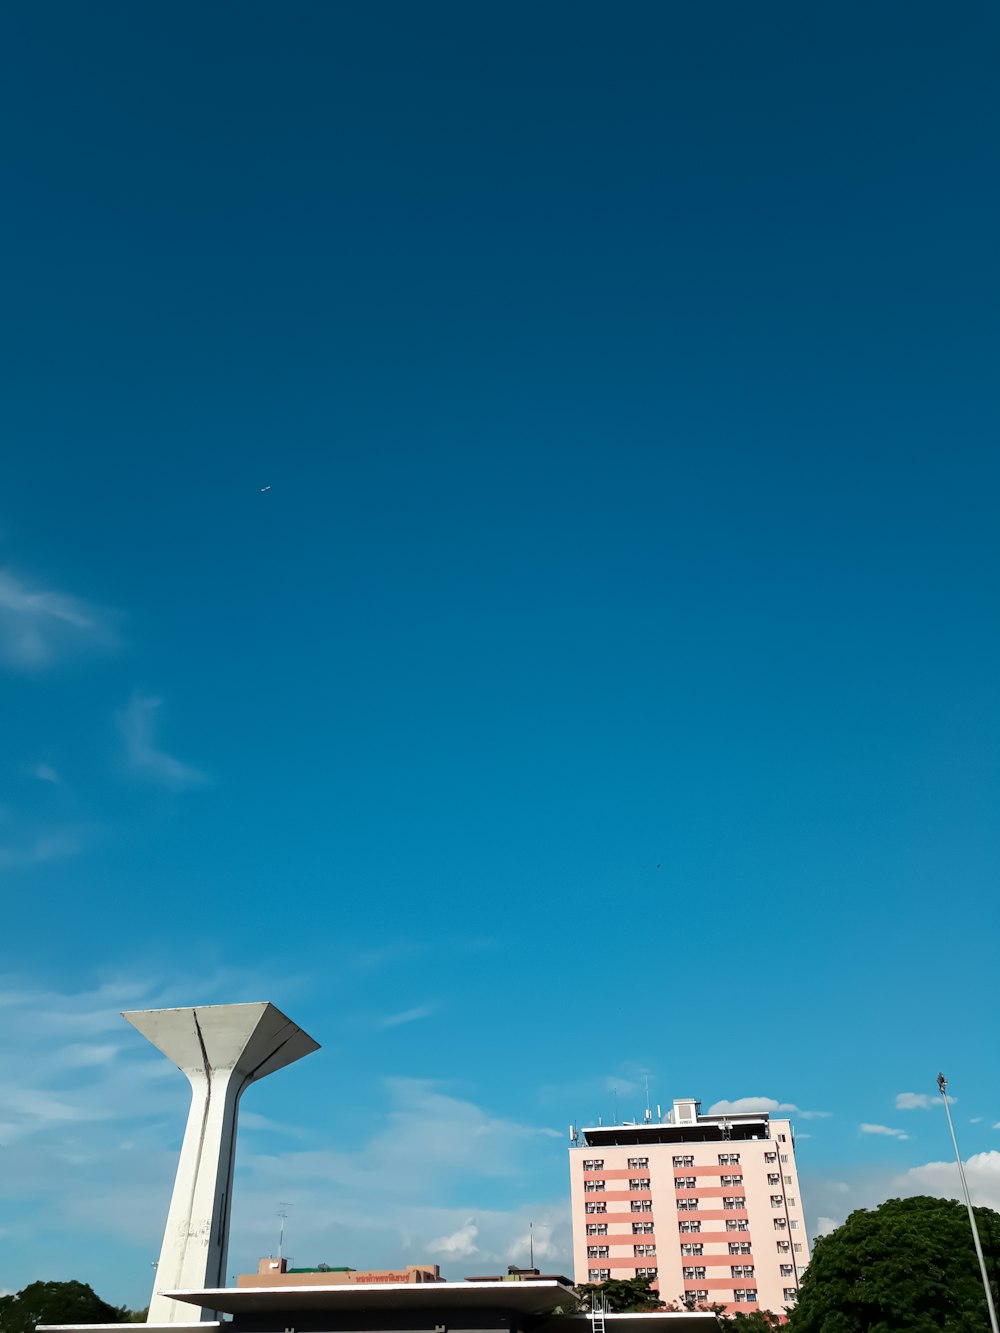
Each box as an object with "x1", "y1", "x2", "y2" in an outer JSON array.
[{"x1": 1, "y1": 0, "x2": 999, "y2": 1309}]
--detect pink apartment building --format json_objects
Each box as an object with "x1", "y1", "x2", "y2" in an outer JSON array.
[{"x1": 569, "y1": 1097, "x2": 808, "y2": 1319}]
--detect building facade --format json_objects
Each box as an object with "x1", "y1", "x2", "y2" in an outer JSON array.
[{"x1": 569, "y1": 1098, "x2": 808, "y2": 1317}]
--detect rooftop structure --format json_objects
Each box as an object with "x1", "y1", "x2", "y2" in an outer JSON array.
[{"x1": 570, "y1": 1097, "x2": 809, "y2": 1317}]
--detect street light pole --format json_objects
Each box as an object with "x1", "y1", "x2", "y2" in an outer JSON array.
[{"x1": 937, "y1": 1072, "x2": 1000, "y2": 1333}]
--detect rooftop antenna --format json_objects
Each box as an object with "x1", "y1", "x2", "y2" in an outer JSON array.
[
  {"x1": 613, "y1": 1087, "x2": 618, "y2": 1125},
  {"x1": 644, "y1": 1075, "x2": 651, "y2": 1123},
  {"x1": 277, "y1": 1202, "x2": 292, "y2": 1259},
  {"x1": 529, "y1": 1221, "x2": 534, "y2": 1269}
]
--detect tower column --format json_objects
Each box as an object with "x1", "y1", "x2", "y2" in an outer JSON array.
[{"x1": 123, "y1": 1003, "x2": 319, "y2": 1323}]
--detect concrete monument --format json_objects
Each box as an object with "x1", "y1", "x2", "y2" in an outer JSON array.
[{"x1": 123, "y1": 1003, "x2": 319, "y2": 1322}]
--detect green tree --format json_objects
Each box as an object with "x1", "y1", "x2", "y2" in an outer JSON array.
[
  {"x1": 0, "y1": 1282, "x2": 126, "y2": 1333},
  {"x1": 575, "y1": 1277, "x2": 664, "y2": 1312},
  {"x1": 787, "y1": 1195, "x2": 1000, "y2": 1333}
]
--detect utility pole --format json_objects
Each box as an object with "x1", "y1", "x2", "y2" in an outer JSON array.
[{"x1": 937, "y1": 1073, "x2": 999, "y2": 1333}]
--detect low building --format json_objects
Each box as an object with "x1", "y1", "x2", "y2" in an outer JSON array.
[{"x1": 239, "y1": 1257, "x2": 443, "y2": 1286}]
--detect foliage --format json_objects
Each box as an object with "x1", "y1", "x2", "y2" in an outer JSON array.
[
  {"x1": 787, "y1": 1194, "x2": 1000, "y2": 1333},
  {"x1": 575, "y1": 1277, "x2": 664, "y2": 1312},
  {"x1": 666, "y1": 1296, "x2": 781, "y2": 1326},
  {"x1": 0, "y1": 1282, "x2": 127, "y2": 1333}
]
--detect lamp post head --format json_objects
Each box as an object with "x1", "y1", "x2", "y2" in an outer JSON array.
[{"x1": 937, "y1": 1072, "x2": 947, "y2": 1095}]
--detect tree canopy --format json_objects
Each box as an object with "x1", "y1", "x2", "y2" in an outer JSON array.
[
  {"x1": 787, "y1": 1195, "x2": 1000, "y2": 1333},
  {"x1": 574, "y1": 1277, "x2": 663, "y2": 1312},
  {"x1": 0, "y1": 1282, "x2": 128, "y2": 1333}
]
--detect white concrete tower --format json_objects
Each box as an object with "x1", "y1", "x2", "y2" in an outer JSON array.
[{"x1": 123, "y1": 1003, "x2": 319, "y2": 1323}]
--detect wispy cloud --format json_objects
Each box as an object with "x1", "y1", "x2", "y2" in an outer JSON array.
[
  {"x1": 896, "y1": 1091, "x2": 955, "y2": 1110},
  {"x1": 860, "y1": 1123, "x2": 909, "y2": 1140},
  {"x1": 375, "y1": 1004, "x2": 437, "y2": 1029},
  {"x1": 30, "y1": 762, "x2": 61, "y2": 784},
  {"x1": 117, "y1": 692, "x2": 209, "y2": 790},
  {"x1": 0, "y1": 570, "x2": 117, "y2": 670},
  {"x1": 0, "y1": 825, "x2": 90, "y2": 870},
  {"x1": 708, "y1": 1096, "x2": 831, "y2": 1120}
]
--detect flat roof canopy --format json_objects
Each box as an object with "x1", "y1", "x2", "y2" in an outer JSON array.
[{"x1": 164, "y1": 1280, "x2": 577, "y2": 1317}]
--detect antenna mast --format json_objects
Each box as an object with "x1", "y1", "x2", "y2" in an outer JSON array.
[
  {"x1": 529, "y1": 1221, "x2": 534, "y2": 1269},
  {"x1": 277, "y1": 1202, "x2": 291, "y2": 1260}
]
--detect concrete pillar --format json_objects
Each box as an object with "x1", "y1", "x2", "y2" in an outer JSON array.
[{"x1": 122, "y1": 1003, "x2": 319, "y2": 1323}]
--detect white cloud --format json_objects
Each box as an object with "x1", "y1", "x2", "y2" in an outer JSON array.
[
  {"x1": 507, "y1": 1221, "x2": 559, "y2": 1264},
  {"x1": 117, "y1": 693, "x2": 209, "y2": 790},
  {"x1": 970, "y1": 1117, "x2": 983, "y2": 1124},
  {"x1": 0, "y1": 570, "x2": 117, "y2": 670},
  {"x1": 896, "y1": 1091, "x2": 955, "y2": 1110},
  {"x1": 31, "y1": 762, "x2": 61, "y2": 784},
  {"x1": 708, "y1": 1096, "x2": 831, "y2": 1120},
  {"x1": 860, "y1": 1123, "x2": 909, "y2": 1140},
  {"x1": 813, "y1": 1216, "x2": 841, "y2": 1237},
  {"x1": 894, "y1": 1151, "x2": 1000, "y2": 1211},
  {"x1": 375, "y1": 1005, "x2": 436, "y2": 1029},
  {"x1": 428, "y1": 1220, "x2": 479, "y2": 1258}
]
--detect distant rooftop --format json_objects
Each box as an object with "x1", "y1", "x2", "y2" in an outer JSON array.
[{"x1": 574, "y1": 1097, "x2": 790, "y2": 1147}]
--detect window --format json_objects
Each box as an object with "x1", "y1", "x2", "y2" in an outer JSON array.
[
  {"x1": 633, "y1": 1222, "x2": 654, "y2": 1234},
  {"x1": 585, "y1": 1181, "x2": 606, "y2": 1193},
  {"x1": 631, "y1": 1200, "x2": 653, "y2": 1213},
  {"x1": 774, "y1": 1219, "x2": 787, "y2": 1230},
  {"x1": 787, "y1": 1197, "x2": 796, "y2": 1206},
  {"x1": 675, "y1": 1176, "x2": 697, "y2": 1189},
  {"x1": 793, "y1": 1243, "x2": 803, "y2": 1254},
  {"x1": 767, "y1": 1173, "x2": 780, "y2": 1186},
  {"x1": 587, "y1": 1246, "x2": 609, "y2": 1259},
  {"x1": 585, "y1": 1201, "x2": 607, "y2": 1214},
  {"x1": 682, "y1": 1266, "x2": 707, "y2": 1280},
  {"x1": 678, "y1": 1220, "x2": 702, "y2": 1233},
  {"x1": 583, "y1": 1159, "x2": 604, "y2": 1171},
  {"x1": 636, "y1": 1267, "x2": 658, "y2": 1280},
  {"x1": 783, "y1": 1175, "x2": 793, "y2": 1185},
  {"x1": 628, "y1": 1156, "x2": 649, "y2": 1169},
  {"x1": 776, "y1": 1241, "x2": 790, "y2": 1253},
  {"x1": 687, "y1": 1291, "x2": 709, "y2": 1304},
  {"x1": 718, "y1": 1152, "x2": 741, "y2": 1166},
  {"x1": 729, "y1": 1242, "x2": 752, "y2": 1255},
  {"x1": 677, "y1": 1198, "x2": 699, "y2": 1211},
  {"x1": 681, "y1": 1243, "x2": 704, "y2": 1257},
  {"x1": 781, "y1": 1154, "x2": 789, "y2": 1163},
  {"x1": 588, "y1": 1269, "x2": 610, "y2": 1282},
  {"x1": 734, "y1": 1290, "x2": 758, "y2": 1304},
  {"x1": 731, "y1": 1265, "x2": 755, "y2": 1279},
  {"x1": 764, "y1": 1151, "x2": 777, "y2": 1164},
  {"x1": 784, "y1": 1289, "x2": 798, "y2": 1302},
  {"x1": 586, "y1": 1223, "x2": 608, "y2": 1236},
  {"x1": 673, "y1": 1154, "x2": 694, "y2": 1167},
  {"x1": 634, "y1": 1244, "x2": 656, "y2": 1258},
  {"x1": 780, "y1": 1264, "x2": 794, "y2": 1277},
  {"x1": 771, "y1": 1194, "x2": 785, "y2": 1207},
  {"x1": 723, "y1": 1197, "x2": 745, "y2": 1210},
  {"x1": 726, "y1": 1219, "x2": 750, "y2": 1232},
  {"x1": 778, "y1": 1133, "x2": 787, "y2": 1143},
  {"x1": 629, "y1": 1178, "x2": 651, "y2": 1191},
  {"x1": 720, "y1": 1174, "x2": 743, "y2": 1187},
  {"x1": 790, "y1": 1220, "x2": 799, "y2": 1230}
]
